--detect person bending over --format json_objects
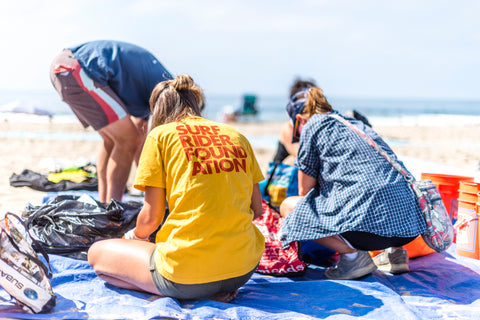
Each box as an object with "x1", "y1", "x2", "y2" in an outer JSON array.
[
  {"x1": 88, "y1": 75, "x2": 265, "y2": 302},
  {"x1": 279, "y1": 87, "x2": 426, "y2": 280},
  {"x1": 50, "y1": 40, "x2": 172, "y2": 202}
]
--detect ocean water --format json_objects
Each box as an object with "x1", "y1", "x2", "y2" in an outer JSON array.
[
  {"x1": 1, "y1": 89, "x2": 480, "y2": 149},
  {"x1": 1, "y1": 89, "x2": 480, "y2": 121}
]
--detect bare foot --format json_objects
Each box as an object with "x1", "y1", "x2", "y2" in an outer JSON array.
[{"x1": 207, "y1": 290, "x2": 238, "y2": 303}]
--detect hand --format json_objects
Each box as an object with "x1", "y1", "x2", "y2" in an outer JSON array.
[{"x1": 123, "y1": 229, "x2": 149, "y2": 241}]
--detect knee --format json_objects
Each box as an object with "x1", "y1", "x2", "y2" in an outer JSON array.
[
  {"x1": 88, "y1": 241, "x2": 114, "y2": 277},
  {"x1": 279, "y1": 196, "x2": 301, "y2": 217},
  {"x1": 100, "y1": 119, "x2": 143, "y2": 155},
  {"x1": 102, "y1": 135, "x2": 115, "y2": 151},
  {"x1": 116, "y1": 132, "x2": 142, "y2": 156},
  {"x1": 87, "y1": 241, "x2": 103, "y2": 268}
]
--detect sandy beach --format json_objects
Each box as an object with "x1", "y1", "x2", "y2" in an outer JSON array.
[{"x1": 1, "y1": 118, "x2": 480, "y2": 215}]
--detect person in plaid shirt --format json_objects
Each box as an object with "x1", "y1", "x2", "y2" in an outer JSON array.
[{"x1": 279, "y1": 87, "x2": 427, "y2": 279}]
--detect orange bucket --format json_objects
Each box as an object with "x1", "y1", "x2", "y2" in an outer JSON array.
[
  {"x1": 458, "y1": 182, "x2": 480, "y2": 203},
  {"x1": 477, "y1": 194, "x2": 480, "y2": 260},
  {"x1": 421, "y1": 173, "x2": 474, "y2": 187},
  {"x1": 421, "y1": 173, "x2": 474, "y2": 221},
  {"x1": 455, "y1": 199, "x2": 479, "y2": 260},
  {"x1": 403, "y1": 236, "x2": 435, "y2": 258},
  {"x1": 369, "y1": 236, "x2": 435, "y2": 259}
]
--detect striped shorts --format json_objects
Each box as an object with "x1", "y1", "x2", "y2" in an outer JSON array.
[{"x1": 49, "y1": 49, "x2": 128, "y2": 130}]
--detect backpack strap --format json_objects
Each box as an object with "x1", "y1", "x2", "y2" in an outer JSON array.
[
  {"x1": 262, "y1": 161, "x2": 282, "y2": 213},
  {"x1": 329, "y1": 113, "x2": 414, "y2": 183},
  {"x1": 263, "y1": 160, "x2": 281, "y2": 197}
]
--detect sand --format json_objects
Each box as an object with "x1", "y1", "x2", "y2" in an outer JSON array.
[{"x1": 1, "y1": 118, "x2": 479, "y2": 215}]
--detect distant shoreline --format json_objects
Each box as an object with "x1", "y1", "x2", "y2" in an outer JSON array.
[
  {"x1": 2, "y1": 90, "x2": 480, "y2": 124},
  {"x1": 3, "y1": 111, "x2": 480, "y2": 126}
]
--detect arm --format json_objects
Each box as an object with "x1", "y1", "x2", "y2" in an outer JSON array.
[
  {"x1": 298, "y1": 170, "x2": 317, "y2": 196},
  {"x1": 250, "y1": 183, "x2": 263, "y2": 220},
  {"x1": 132, "y1": 186, "x2": 167, "y2": 239}
]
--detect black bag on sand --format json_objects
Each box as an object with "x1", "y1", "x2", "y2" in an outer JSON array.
[
  {"x1": 23, "y1": 195, "x2": 142, "y2": 260},
  {"x1": 10, "y1": 169, "x2": 98, "y2": 192}
]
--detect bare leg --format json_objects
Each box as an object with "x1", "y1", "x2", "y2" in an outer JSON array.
[
  {"x1": 314, "y1": 235, "x2": 357, "y2": 254},
  {"x1": 279, "y1": 195, "x2": 303, "y2": 218},
  {"x1": 98, "y1": 117, "x2": 142, "y2": 202},
  {"x1": 97, "y1": 274, "x2": 151, "y2": 291},
  {"x1": 97, "y1": 135, "x2": 114, "y2": 203},
  {"x1": 88, "y1": 238, "x2": 161, "y2": 295},
  {"x1": 280, "y1": 196, "x2": 357, "y2": 254},
  {"x1": 89, "y1": 240, "x2": 242, "y2": 301},
  {"x1": 130, "y1": 116, "x2": 148, "y2": 166}
]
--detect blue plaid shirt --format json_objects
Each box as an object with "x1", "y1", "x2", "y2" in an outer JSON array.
[{"x1": 280, "y1": 111, "x2": 427, "y2": 248}]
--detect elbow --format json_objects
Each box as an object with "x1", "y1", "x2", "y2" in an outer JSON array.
[
  {"x1": 253, "y1": 208, "x2": 263, "y2": 220},
  {"x1": 298, "y1": 187, "x2": 309, "y2": 196}
]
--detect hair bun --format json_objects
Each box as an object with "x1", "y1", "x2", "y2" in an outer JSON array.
[
  {"x1": 167, "y1": 74, "x2": 204, "y2": 108},
  {"x1": 171, "y1": 74, "x2": 195, "y2": 91}
]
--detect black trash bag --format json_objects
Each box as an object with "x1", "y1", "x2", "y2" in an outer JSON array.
[
  {"x1": 23, "y1": 195, "x2": 142, "y2": 260},
  {"x1": 10, "y1": 169, "x2": 98, "y2": 192}
]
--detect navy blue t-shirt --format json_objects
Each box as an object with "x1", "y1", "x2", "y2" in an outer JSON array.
[{"x1": 69, "y1": 40, "x2": 172, "y2": 119}]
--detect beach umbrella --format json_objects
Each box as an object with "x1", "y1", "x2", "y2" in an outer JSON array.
[{"x1": 0, "y1": 100, "x2": 53, "y2": 117}]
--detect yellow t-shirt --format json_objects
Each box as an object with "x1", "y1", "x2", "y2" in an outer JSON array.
[{"x1": 134, "y1": 116, "x2": 265, "y2": 284}]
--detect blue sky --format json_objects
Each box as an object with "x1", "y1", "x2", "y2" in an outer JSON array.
[{"x1": 1, "y1": 0, "x2": 479, "y2": 99}]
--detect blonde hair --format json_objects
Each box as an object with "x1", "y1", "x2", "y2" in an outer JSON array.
[
  {"x1": 149, "y1": 74, "x2": 205, "y2": 128},
  {"x1": 304, "y1": 87, "x2": 333, "y2": 116}
]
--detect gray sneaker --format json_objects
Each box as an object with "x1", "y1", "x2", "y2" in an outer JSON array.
[
  {"x1": 324, "y1": 250, "x2": 377, "y2": 280},
  {"x1": 373, "y1": 248, "x2": 409, "y2": 274}
]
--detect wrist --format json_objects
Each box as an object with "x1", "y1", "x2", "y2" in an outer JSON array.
[
  {"x1": 124, "y1": 228, "x2": 149, "y2": 241},
  {"x1": 133, "y1": 229, "x2": 146, "y2": 240}
]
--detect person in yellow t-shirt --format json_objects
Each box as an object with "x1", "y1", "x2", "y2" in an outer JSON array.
[{"x1": 87, "y1": 74, "x2": 265, "y2": 302}]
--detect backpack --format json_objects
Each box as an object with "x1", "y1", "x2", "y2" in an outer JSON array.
[
  {"x1": 0, "y1": 212, "x2": 56, "y2": 313},
  {"x1": 258, "y1": 161, "x2": 298, "y2": 208}
]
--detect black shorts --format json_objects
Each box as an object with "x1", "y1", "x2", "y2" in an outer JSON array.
[{"x1": 340, "y1": 231, "x2": 417, "y2": 251}]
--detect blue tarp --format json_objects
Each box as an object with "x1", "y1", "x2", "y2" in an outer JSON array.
[{"x1": 0, "y1": 245, "x2": 479, "y2": 319}]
